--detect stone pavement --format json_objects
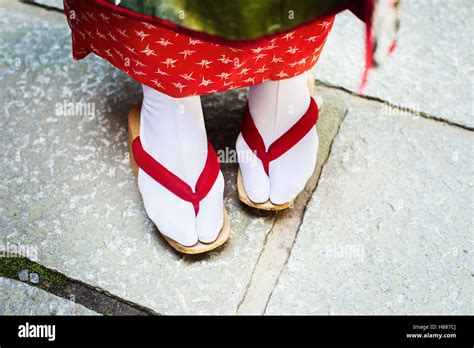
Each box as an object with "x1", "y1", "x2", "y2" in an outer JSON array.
[
  {"x1": 266, "y1": 104, "x2": 472, "y2": 315},
  {"x1": 0, "y1": 0, "x2": 472, "y2": 315},
  {"x1": 0, "y1": 277, "x2": 97, "y2": 315},
  {"x1": 315, "y1": 0, "x2": 474, "y2": 128}
]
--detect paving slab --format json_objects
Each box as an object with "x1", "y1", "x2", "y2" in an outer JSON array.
[
  {"x1": 313, "y1": 0, "x2": 474, "y2": 128},
  {"x1": 0, "y1": 1, "x2": 343, "y2": 314},
  {"x1": 266, "y1": 106, "x2": 473, "y2": 314},
  {"x1": 0, "y1": 0, "x2": 273, "y2": 315},
  {"x1": 0, "y1": 277, "x2": 97, "y2": 315},
  {"x1": 30, "y1": 0, "x2": 63, "y2": 10}
]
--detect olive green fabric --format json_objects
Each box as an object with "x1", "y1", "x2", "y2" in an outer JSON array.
[{"x1": 107, "y1": 0, "x2": 351, "y2": 40}]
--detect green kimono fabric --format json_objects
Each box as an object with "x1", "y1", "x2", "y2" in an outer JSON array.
[{"x1": 97, "y1": 0, "x2": 354, "y2": 41}]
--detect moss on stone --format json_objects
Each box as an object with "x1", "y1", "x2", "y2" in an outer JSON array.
[{"x1": 0, "y1": 257, "x2": 67, "y2": 286}]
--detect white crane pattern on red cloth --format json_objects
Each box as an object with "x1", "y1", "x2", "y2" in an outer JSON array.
[{"x1": 65, "y1": 0, "x2": 334, "y2": 97}]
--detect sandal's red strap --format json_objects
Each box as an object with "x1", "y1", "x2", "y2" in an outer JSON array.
[
  {"x1": 241, "y1": 97, "x2": 319, "y2": 174},
  {"x1": 132, "y1": 138, "x2": 220, "y2": 215}
]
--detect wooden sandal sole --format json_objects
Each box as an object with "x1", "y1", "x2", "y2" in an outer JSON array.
[
  {"x1": 127, "y1": 104, "x2": 230, "y2": 254},
  {"x1": 237, "y1": 169, "x2": 293, "y2": 211},
  {"x1": 236, "y1": 72, "x2": 315, "y2": 211}
]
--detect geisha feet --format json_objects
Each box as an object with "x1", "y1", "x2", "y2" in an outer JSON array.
[
  {"x1": 236, "y1": 72, "x2": 319, "y2": 210},
  {"x1": 130, "y1": 85, "x2": 228, "y2": 252}
]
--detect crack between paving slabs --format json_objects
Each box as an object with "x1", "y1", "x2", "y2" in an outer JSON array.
[
  {"x1": 261, "y1": 108, "x2": 349, "y2": 314},
  {"x1": 317, "y1": 80, "x2": 474, "y2": 132},
  {"x1": 235, "y1": 210, "x2": 282, "y2": 314},
  {"x1": 236, "y1": 101, "x2": 350, "y2": 315},
  {"x1": 0, "y1": 255, "x2": 160, "y2": 316}
]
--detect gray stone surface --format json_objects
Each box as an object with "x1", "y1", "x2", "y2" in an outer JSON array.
[
  {"x1": 314, "y1": 0, "x2": 474, "y2": 128},
  {"x1": 0, "y1": 277, "x2": 97, "y2": 315},
  {"x1": 29, "y1": 272, "x2": 40, "y2": 284},
  {"x1": 2, "y1": 0, "x2": 472, "y2": 316},
  {"x1": 266, "y1": 106, "x2": 473, "y2": 314},
  {"x1": 18, "y1": 269, "x2": 29, "y2": 282},
  {"x1": 0, "y1": 0, "x2": 278, "y2": 314},
  {"x1": 31, "y1": 0, "x2": 64, "y2": 10}
]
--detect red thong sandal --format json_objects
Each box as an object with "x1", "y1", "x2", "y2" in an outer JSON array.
[
  {"x1": 127, "y1": 104, "x2": 230, "y2": 254},
  {"x1": 237, "y1": 96, "x2": 319, "y2": 211}
]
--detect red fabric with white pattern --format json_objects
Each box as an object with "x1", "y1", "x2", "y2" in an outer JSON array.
[{"x1": 64, "y1": 0, "x2": 334, "y2": 98}]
